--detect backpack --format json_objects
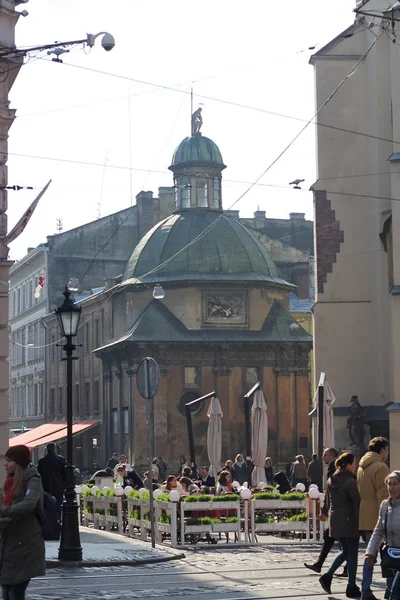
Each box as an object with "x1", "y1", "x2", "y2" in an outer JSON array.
[
  {"x1": 27, "y1": 474, "x2": 62, "y2": 541},
  {"x1": 41, "y1": 491, "x2": 61, "y2": 541}
]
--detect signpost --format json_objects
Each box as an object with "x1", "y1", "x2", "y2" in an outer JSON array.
[{"x1": 136, "y1": 357, "x2": 160, "y2": 549}]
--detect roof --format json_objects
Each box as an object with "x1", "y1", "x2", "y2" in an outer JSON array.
[
  {"x1": 289, "y1": 288, "x2": 315, "y2": 313},
  {"x1": 170, "y1": 134, "x2": 225, "y2": 169},
  {"x1": 122, "y1": 209, "x2": 292, "y2": 286},
  {"x1": 9, "y1": 422, "x2": 98, "y2": 448},
  {"x1": 309, "y1": 24, "x2": 357, "y2": 64},
  {"x1": 94, "y1": 299, "x2": 312, "y2": 351}
]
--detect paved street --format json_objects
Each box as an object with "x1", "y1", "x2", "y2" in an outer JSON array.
[{"x1": 24, "y1": 542, "x2": 389, "y2": 600}]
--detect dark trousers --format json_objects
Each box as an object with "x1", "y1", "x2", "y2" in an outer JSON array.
[
  {"x1": 1, "y1": 581, "x2": 30, "y2": 600},
  {"x1": 327, "y1": 537, "x2": 359, "y2": 587},
  {"x1": 315, "y1": 527, "x2": 336, "y2": 567}
]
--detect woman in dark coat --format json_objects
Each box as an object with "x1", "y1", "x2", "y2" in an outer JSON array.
[
  {"x1": 318, "y1": 452, "x2": 360, "y2": 599},
  {"x1": 273, "y1": 471, "x2": 291, "y2": 494},
  {"x1": 233, "y1": 454, "x2": 247, "y2": 485},
  {"x1": 0, "y1": 445, "x2": 45, "y2": 600}
]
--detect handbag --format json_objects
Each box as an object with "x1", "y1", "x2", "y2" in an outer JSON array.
[{"x1": 380, "y1": 508, "x2": 400, "y2": 575}]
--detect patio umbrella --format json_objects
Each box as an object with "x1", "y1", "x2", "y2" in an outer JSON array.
[
  {"x1": 207, "y1": 396, "x2": 223, "y2": 480},
  {"x1": 251, "y1": 389, "x2": 268, "y2": 487}
]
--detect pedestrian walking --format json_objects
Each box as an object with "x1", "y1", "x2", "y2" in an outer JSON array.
[
  {"x1": 358, "y1": 436, "x2": 390, "y2": 600},
  {"x1": 264, "y1": 457, "x2": 273, "y2": 485},
  {"x1": 292, "y1": 455, "x2": 308, "y2": 487},
  {"x1": 305, "y1": 447, "x2": 348, "y2": 577},
  {"x1": 0, "y1": 445, "x2": 45, "y2": 600},
  {"x1": 107, "y1": 453, "x2": 119, "y2": 470},
  {"x1": 308, "y1": 453, "x2": 323, "y2": 491},
  {"x1": 37, "y1": 442, "x2": 66, "y2": 506},
  {"x1": 364, "y1": 471, "x2": 400, "y2": 600},
  {"x1": 318, "y1": 452, "x2": 361, "y2": 599},
  {"x1": 233, "y1": 454, "x2": 247, "y2": 485}
]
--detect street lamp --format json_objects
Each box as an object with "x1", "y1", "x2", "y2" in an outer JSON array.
[{"x1": 55, "y1": 286, "x2": 82, "y2": 562}]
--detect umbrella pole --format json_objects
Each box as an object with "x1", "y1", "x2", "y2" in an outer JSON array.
[{"x1": 244, "y1": 395, "x2": 252, "y2": 484}]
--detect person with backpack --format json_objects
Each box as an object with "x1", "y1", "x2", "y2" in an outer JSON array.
[
  {"x1": 37, "y1": 442, "x2": 66, "y2": 511},
  {"x1": 0, "y1": 444, "x2": 45, "y2": 600}
]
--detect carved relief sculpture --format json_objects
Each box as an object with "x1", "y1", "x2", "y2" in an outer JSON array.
[{"x1": 201, "y1": 290, "x2": 248, "y2": 328}]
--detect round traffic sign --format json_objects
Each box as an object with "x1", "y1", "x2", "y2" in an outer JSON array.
[{"x1": 136, "y1": 357, "x2": 160, "y2": 399}]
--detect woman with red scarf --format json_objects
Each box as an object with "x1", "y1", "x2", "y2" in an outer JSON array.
[{"x1": 0, "y1": 445, "x2": 45, "y2": 600}]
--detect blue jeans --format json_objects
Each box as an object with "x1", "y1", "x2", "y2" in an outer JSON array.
[
  {"x1": 327, "y1": 537, "x2": 359, "y2": 587},
  {"x1": 362, "y1": 531, "x2": 373, "y2": 594}
]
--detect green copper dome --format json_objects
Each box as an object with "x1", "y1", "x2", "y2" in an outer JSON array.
[
  {"x1": 122, "y1": 210, "x2": 292, "y2": 286},
  {"x1": 170, "y1": 134, "x2": 225, "y2": 169}
]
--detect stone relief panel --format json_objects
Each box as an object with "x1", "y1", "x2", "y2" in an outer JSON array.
[{"x1": 201, "y1": 289, "x2": 248, "y2": 328}]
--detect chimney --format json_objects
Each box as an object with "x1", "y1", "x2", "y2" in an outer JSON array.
[
  {"x1": 226, "y1": 210, "x2": 240, "y2": 219},
  {"x1": 254, "y1": 210, "x2": 266, "y2": 229},
  {"x1": 290, "y1": 212, "x2": 305, "y2": 221},
  {"x1": 158, "y1": 187, "x2": 175, "y2": 220},
  {"x1": 136, "y1": 191, "x2": 154, "y2": 241}
]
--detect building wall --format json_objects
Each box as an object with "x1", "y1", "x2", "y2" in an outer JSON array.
[{"x1": 311, "y1": 13, "x2": 393, "y2": 447}]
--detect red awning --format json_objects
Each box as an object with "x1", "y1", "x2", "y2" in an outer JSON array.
[
  {"x1": 9, "y1": 422, "x2": 98, "y2": 448},
  {"x1": 9, "y1": 423, "x2": 67, "y2": 447}
]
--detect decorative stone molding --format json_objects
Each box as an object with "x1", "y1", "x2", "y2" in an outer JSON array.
[
  {"x1": 201, "y1": 289, "x2": 249, "y2": 328},
  {"x1": 213, "y1": 366, "x2": 232, "y2": 377}
]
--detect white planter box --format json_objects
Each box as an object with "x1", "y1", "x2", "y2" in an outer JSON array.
[
  {"x1": 143, "y1": 520, "x2": 152, "y2": 529},
  {"x1": 128, "y1": 517, "x2": 141, "y2": 528},
  {"x1": 157, "y1": 522, "x2": 172, "y2": 534},
  {"x1": 210, "y1": 501, "x2": 239, "y2": 510},
  {"x1": 185, "y1": 524, "x2": 212, "y2": 533},
  {"x1": 106, "y1": 515, "x2": 118, "y2": 523},
  {"x1": 276, "y1": 521, "x2": 307, "y2": 531},
  {"x1": 279, "y1": 501, "x2": 307, "y2": 510},
  {"x1": 254, "y1": 500, "x2": 282, "y2": 509},
  {"x1": 156, "y1": 501, "x2": 174, "y2": 510},
  {"x1": 212, "y1": 523, "x2": 239, "y2": 532},
  {"x1": 182, "y1": 502, "x2": 212, "y2": 510},
  {"x1": 255, "y1": 522, "x2": 276, "y2": 532},
  {"x1": 94, "y1": 514, "x2": 106, "y2": 528}
]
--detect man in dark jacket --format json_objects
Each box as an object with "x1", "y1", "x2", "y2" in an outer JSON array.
[
  {"x1": 308, "y1": 453, "x2": 323, "y2": 491},
  {"x1": 196, "y1": 466, "x2": 215, "y2": 488},
  {"x1": 37, "y1": 443, "x2": 66, "y2": 505},
  {"x1": 304, "y1": 447, "x2": 348, "y2": 576},
  {"x1": 116, "y1": 465, "x2": 143, "y2": 490},
  {"x1": 107, "y1": 453, "x2": 119, "y2": 470}
]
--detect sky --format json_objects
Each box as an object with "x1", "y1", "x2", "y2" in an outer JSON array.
[{"x1": 7, "y1": 0, "x2": 356, "y2": 260}]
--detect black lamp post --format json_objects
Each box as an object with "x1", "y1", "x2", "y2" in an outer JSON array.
[{"x1": 55, "y1": 286, "x2": 82, "y2": 562}]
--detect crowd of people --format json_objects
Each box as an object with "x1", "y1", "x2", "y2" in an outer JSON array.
[{"x1": 1, "y1": 436, "x2": 399, "y2": 600}]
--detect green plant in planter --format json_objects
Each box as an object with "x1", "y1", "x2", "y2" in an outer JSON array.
[
  {"x1": 104, "y1": 489, "x2": 116, "y2": 497},
  {"x1": 127, "y1": 490, "x2": 139, "y2": 499},
  {"x1": 95, "y1": 508, "x2": 105, "y2": 515},
  {"x1": 184, "y1": 494, "x2": 213, "y2": 503},
  {"x1": 211, "y1": 494, "x2": 239, "y2": 502},
  {"x1": 155, "y1": 493, "x2": 170, "y2": 502},
  {"x1": 143, "y1": 512, "x2": 151, "y2": 521},
  {"x1": 253, "y1": 492, "x2": 280, "y2": 500},
  {"x1": 186, "y1": 517, "x2": 217, "y2": 526},
  {"x1": 158, "y1": 514, "x2": 171, "y2": 524},
  {"x1": 285, "y1": 513, "x2": 308, "y2": 522},
  {"x1": 140, "y1": 491, "x2": 150, "y2": 501},
  {"x1": 94, "y1": 489, "x2": 103, "y2": 497},
  {"x1": 282, "y1": 493, "x2": 306, "y2": 501},
  {"x1": 84, "y1": 506, "x2": 93, "y2": 514},
  {"x1": 82, "y1": 489, "x2": 92, "y2": 498},
  {"x1": 225, "y1": 516, "x2": 239, "y2": 523},
  {"x1": 128, "y1": 510, "x2": 140, "y2": 519},
  {"x1": 255, "y1": 515, "x2": 275, "y2": 524},
  {"x1": 106, "y1": 508, "x2": 118, "y2": 517}
]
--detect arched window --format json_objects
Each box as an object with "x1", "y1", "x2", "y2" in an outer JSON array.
[
  {"x1": 180, "y1": 176, "x2": 190, "y2": 208},
  {"x1": 213, "y1": 177, "x2": 221, "y2": 208},
  {"x1": 197, "y1": 176, "x2": 208, "y2": 207}
]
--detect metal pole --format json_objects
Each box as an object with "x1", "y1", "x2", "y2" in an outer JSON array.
[
  {"x1": 144, "y1": 358, "x2": 155, "y2": 548},
  {"x1": 185, "y1": 403, "x2": 196, "y2": 476},
  {"x1": 58, "y1": 335, "x2": 82, "y2": 561}
]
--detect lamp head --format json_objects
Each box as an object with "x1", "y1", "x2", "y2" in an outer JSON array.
[
  {"x1": 55, "y1": 286, "x2": 82, "y2": 337},
  {"x1": 153, "y1": 284, "x2": 165, "y2": 300}
]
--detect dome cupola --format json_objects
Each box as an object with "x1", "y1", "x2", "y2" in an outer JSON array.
[{"x1": 169, "y1": 109, "x2": 226, "y2": 212}]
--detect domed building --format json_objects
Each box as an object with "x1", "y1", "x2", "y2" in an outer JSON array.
[{"x1": 95, "y1": 118, "x2": 312, "y2": 469}]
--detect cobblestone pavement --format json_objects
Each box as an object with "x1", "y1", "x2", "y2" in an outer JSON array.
[{"x1": 24, "y1": 542, "x2": 389, "y2": 600}]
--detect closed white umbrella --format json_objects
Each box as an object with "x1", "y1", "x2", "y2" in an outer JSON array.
[
  {"x1": 251, "y1": 389, "x2": 268, "y2": 487},
  {"x1": 324, "y1": 381, "x2": 335, "y2": 448},
  {"x1": 207, "y1": 396, "x2": 223, "y2": 480}
]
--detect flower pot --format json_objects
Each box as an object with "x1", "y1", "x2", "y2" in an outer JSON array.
[
  {"x1": 212, "y1": 523, "x2": 239, "y2": 532},
  {"x1": 279, "y1": 501, "x2": 307, "y2": 510},
  {"x1": 157, "y1": 522, "x2": 172, "y2": 534},
  {"x1": 275, "y1": 521, "x2": 307, "y2": 531},
  {"x1": 156, "y1": 501, "x2": 174, "y2": 510},
  {"x1": 128, "y1": 517, "x2": 141, "y2": 528},
  {"x1": 185, "y1": 524, "x2": 212, "y2": 533}
]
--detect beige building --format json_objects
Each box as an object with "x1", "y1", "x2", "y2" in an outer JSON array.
[
  {"x1": 0, "y1": 2, "x2": 24, "y2": 464},
  {"x1": 310, "y1": 1, "x2": 400, "y2": 451}
]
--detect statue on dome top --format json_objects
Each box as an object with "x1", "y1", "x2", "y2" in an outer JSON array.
[{"x1": 191, "y1": 107, "x2": 203, "y2": 136}]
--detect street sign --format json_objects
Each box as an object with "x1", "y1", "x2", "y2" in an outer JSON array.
[{"x1": 137, "y1": 357, "x2": 160, "y2": 399}]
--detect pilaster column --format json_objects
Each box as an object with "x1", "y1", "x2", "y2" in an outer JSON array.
[{"x1": 213, "y1": 366, "x2": 232, "y2": 458}]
